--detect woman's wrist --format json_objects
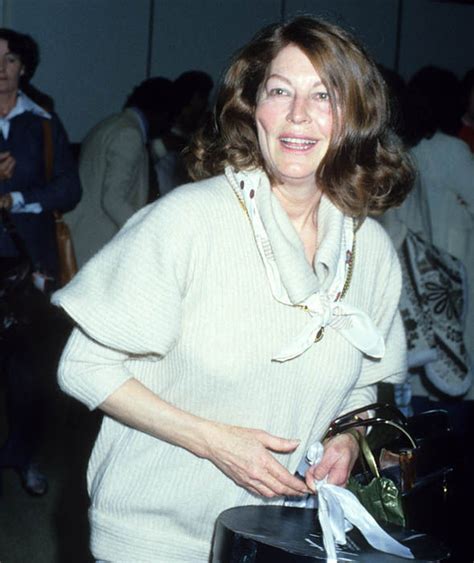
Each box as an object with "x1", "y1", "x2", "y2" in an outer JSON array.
[{"x1": 344, "y1": 427, "x2": 361, "y2": 447}]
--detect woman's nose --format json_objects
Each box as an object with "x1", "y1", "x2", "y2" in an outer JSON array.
[{"x1": 286, "y1": 96, "x2": 311, "y2": 124}]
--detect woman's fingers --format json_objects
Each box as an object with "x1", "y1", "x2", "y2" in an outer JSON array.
[
  {"x1": 6, "y1": 159, "x2": 15, "y2": 176},
  {"x1": 266, "y1": 457, "x2": 309, "y2": 495},
  {"x1": 305, "y1": 433, "x2": 360, "y2": 489},
  {"x1": 205, "y1": 423, "x2": 309, "y2": 498},
  {"x1": 244, "y1": 459, "x2": 308, "y2": 497},
  {"x1": 0, "y1": 193, "x2": 13, "y2": 209},
  {"x1": 259, "y1": 431, "x2": 300, "y2": 453},
  {"x1": 0, "y1": 154, "x2": 15, "y2": 179}
]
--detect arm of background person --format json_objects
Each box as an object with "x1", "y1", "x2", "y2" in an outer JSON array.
[
  {"x1": 101, "y1": 126, "x2": 146, "y2": 228},
  {"x1": 445, "y1": 137, "x2": 474, "y2": 207},
  {"x1": 21, "y1": 113, "x2": 82, "y2": 212}
]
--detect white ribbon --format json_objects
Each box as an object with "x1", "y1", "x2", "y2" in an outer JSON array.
[
  {"x1": 226, "y1": 167, "x2": 385, "y2": 361},
  {"x1": 274, "y1": 294, "x2": 385, "y2": 362},
  {"x1": 307, "y1": 443, "x2": 414, "y2": 560}
]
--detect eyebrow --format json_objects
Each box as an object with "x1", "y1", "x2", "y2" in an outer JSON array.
[{"x1": 265, "y1": 73, "x2": 326, "y2": 88}]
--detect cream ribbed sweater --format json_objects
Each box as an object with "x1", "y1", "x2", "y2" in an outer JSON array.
[{"x1": 53, "y1": 171, "x2": 406, "y2": 562}]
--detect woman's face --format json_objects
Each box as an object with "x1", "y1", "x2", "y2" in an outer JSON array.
[
  {"x1": 0, "y1": 39, "x2": 24, "y2": 96},
  {"x1": 255, "y1": 44, "x2": 333, "y2": 190}
]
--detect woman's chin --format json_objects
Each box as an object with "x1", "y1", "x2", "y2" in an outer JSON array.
[{"x1": 272, "y1": 167, "x2": 318, "y2": 190}]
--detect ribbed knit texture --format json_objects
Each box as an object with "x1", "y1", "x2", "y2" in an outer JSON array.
[{"x1": 53, "y1": 172, "x2": 406, "y2": 562}]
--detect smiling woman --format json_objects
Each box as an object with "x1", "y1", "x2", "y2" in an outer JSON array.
[{"x1": 52, "y1": 15, "x2": 414, "y2": 563}]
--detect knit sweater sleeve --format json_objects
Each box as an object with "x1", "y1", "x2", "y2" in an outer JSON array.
[
  {"x1": 57, "y1": 326, "x2": 135, "y2": 410},
  {"x1": 52, "y1": 190, "x2": 198, "y2": 407},
  {"x1": 340, "y1": 221, "x2": 407, "y2": 414}
]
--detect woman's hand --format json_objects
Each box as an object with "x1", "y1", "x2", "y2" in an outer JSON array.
[
  {"x1": 0, "y1": 151, "x2": 16, "y2": 180},
  {"x1": 0, "y1": 192, "x2": 13, "y2": 209},
  {"x1": 98, "y1": 379, "x2": 310, "y2": 499},
  {"x1": 304, "y1": 432, "x2": 359, "y2": 491},
  {"x1": 204, "y1": 422, "x2": 311, "y2": 498}
]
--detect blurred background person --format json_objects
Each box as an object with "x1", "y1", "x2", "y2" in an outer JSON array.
[
  {"x1": 394, "y1": 65, "x2": 474, "y2": 561},
  {"x1": 380, "y1": 66, "x2": 474, "y2": 403},
  {"x1": 459, "y1": 68, "x2": 474, "y2": 153},
  {"x1": 65, "y1": 77, "x2": 177, "y2": 268},
  {"x1": 152, "y1": 70, "x2": 213, "y2": 196},
  {"x1": 377, "y1": 65, "x2": 433, "y2": 248},
  {"x1": 0, "y1": 28, "x2": 81, "y2": 495},
  {"x1": 403, "y1": 67, "x2": 474, "y2": 364}
]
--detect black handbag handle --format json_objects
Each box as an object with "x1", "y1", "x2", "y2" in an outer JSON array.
[{"x1": 325, "y1": 402, "x2": 417, "y2": 449}]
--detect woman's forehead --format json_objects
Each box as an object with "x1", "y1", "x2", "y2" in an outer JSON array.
[{"x1": 266, "y1": 44, "x2": 324, "y2": 83}]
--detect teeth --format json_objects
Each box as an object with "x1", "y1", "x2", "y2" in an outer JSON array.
[{"x1": 280, "y1": 137, "x2": 316, "y2": 145}]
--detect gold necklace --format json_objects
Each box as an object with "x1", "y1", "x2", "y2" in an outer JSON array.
[{"x1": 296, "y1": 224, "x2": 355, "y2": 342}]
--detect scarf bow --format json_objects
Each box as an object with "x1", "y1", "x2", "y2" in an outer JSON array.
[{"x1": 274, "y1": 293, "x2": 385, "y2": 362}]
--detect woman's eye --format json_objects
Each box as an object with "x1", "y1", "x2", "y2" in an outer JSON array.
[
  {"x1": 268, "y1": 87, "x2": 289, "y2": 97},
  {"x1": 6, "y1": 55, "x2": 19, "y2": 64},
  {"x1": 314, "y1": 91, "x2": 330, "y2": 102}
]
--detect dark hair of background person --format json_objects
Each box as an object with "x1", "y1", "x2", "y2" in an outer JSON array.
[
  {"x1": 186, "y1": 16, "x2": 414, "y2": 219},
  {"x1": 461, "y1": 68, "x2": 474, "y2": 113},
  {"x1": 402, "y1": 66, "x2": 463, "y2": 147},
  {"x1": 0, "y1": 27, "x2": 39, "y2": 84},
  {"x1": 0, "y1": 28, "x2": 54, "y2": 112},
  {"x1": 174, "y1": 70, "x2": 213, "y2": 113},
  {"x1": 378, "y1": 65, "x2": 406, "y2": 139},
  {"x1": 124, "y1": 76, "x2": 176, "y2": 114},
  {"x1": 124, "y1": 76, "x2": 178, "y2": 138}
]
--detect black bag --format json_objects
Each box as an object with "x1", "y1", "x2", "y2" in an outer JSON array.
[
  {"x1": 0, "y1": 210, "x2": 47, "y2": 337},
  {"x1": 325, "y1": 403, "x2": 455, "y2": 538}
]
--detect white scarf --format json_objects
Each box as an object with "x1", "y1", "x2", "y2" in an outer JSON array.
[{"x1": 225, "y1": 166, "x2": 385, "y2": 361}]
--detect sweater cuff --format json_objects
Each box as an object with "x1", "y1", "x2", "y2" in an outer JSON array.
[{"x1": 57, "y1": 327, "x2": 133, "y2": 411}]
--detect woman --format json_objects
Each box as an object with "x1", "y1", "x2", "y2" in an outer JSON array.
[
  {"x1": 0, "y1": 28, "x2": 80, "y2": 495},
  {"x1": 53, "y1": 16, "x2": 413, "y2": 562},
  {"x1": 0, "y1": 28, "x2": 80, "y2": 276}
]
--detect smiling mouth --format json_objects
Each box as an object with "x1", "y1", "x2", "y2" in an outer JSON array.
[{"x1": 279, "y1": 137, "x2": 317, "y2": 151}]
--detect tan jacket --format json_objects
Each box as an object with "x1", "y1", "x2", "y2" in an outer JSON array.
[{"x1": 66, "y1": 108, "x2": 149, "y2": 267}]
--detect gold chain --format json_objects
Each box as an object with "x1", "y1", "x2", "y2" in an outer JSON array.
[
  {"x1": 234, "y1": 190, "x2": 250, "y2": 220},
  {"x1": 340, "y1": 223, "x2": 356, "y2": 301}
]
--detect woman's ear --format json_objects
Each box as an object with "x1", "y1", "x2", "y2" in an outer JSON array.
[{"x1": 20, "y1": 66, "x2": 25, "y2": 76}]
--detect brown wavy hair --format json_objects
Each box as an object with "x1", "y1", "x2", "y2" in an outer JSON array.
[{"x1": 186, "y1": 16, "x2": 414, "y2": 218}]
